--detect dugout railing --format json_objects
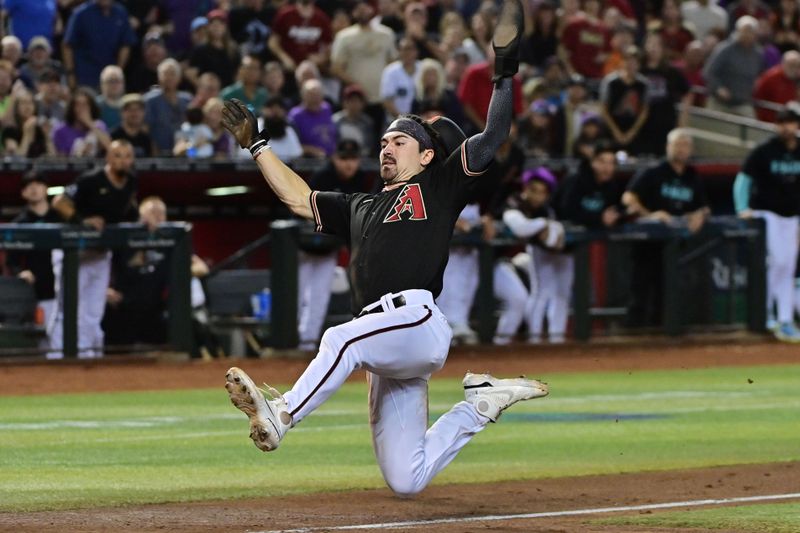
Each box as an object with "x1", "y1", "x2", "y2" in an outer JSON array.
[{"x1": 0, "y1": 222, "x2": 193, "y2": 358}]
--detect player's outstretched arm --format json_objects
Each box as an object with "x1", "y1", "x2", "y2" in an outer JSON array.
[
  {"x1": 221, "y1": 99, "x2": 313, "y2": 220},
  {"x1": 464, "y1": 0, "x2": 521, "y2": 174}
]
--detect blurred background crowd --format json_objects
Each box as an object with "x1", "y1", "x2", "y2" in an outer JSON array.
[{"x1": 1, "y1": 0, "x2": 798, "y2": 162}]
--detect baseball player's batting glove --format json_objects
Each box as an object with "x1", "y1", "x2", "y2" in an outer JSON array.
[
  {"x1": 221, "y1": 98, "x2": 270, "y2": 156},
  {"x1": 492, "y1": 0, "x2": 524, "y2": 82}
]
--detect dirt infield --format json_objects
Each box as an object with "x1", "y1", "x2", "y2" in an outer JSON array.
[{"x1": 1, "y1": 339, "x2": 798, "y2": 532}]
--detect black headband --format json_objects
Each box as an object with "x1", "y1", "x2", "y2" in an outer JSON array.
[{"x1": 384, "y1": 118, "x2": 434, "y2": 151}]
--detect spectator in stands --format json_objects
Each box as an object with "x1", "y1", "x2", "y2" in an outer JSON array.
[
  {"x1": 2, "y1": 90, "x2": 55, "y2": 157},
  {"x1": 333, "y1": 84, "x2": 375, "y2": 157},
  {"x1": 521, "y1": 1, "x2": 558, "y2": 70},
  {"x1": 63, "y1": 0, "x2": 136, "y2": 90},
  {"x1": 704, "y1": 15, "x2": 764, "y2": 118},
  {"x1": 173, "y1": 106, "x2": 212, "y2": 158},
  {"x1": 677, "y1": 40, "x2": 708, "y2": 107},
  {"x1": 268, "y1": 0, "x2": 332, "y2": 71},
  {"x1": 228, "y1": 0, "x2": 274, "y2": 60},
  {"x1": 399, "y1": 2, "x2": 441, "y2": 61},
  {"x1": 623, "y1": 129, "x2": 710, "y2": 327},
  {"x1": 641, "y1": 32, "x2": 691, "y2": 155},
  {"x1": 259, "y1": 95, "x2": 302, "y2": 163},
  {"x1": 572, "y1": 114, "x2": 611, "y2": 160},
  {"x1": 437, "y1": 13, "x2": 473, "y2": 64},
  {"x1": 330, "y1": 0, "x2": 396, "y2": 131},
  {"x1": 517, "y1": 99, "x2": 556, "y2": 157},
  {"x1": 289, "y1": 78, "x2": 336, "y2": 158},
  {"x1": 144, "y1": 58, "x2": 192, "y2": 155},
  {"x1": 190, "y1": 71, "x2": 221, "y2": 110},
  {"x1": 1, "y1": 35, "x2": 23, "y2": 68},
  {"x1": 5, "y1": 171, "x2": 60, "y2": 351},
  {"x1": 187, "y1": 9, "x2": 238, "y2": 88},
  {"x1": 411, "y1": 57, "x2": 465, "y2": 130},
  {"x1": 297, "y1": 139, "x2": 369, "y2": 351},
  {"x1": 203, "y1": 97, "x2": 233, "y2": 159},
  {"x1": 458, "y1": 48, "x2": 523, "y2": 133},
  {"x1": 221, "y1": 55, "x2": 268, "y2": 112},
  {"x1": 0, "y1": 60, "x2": 14, "y2": 116},
  {"x1": 600, "y1": 45, "x2": 650, "y2": 156},
  {"x1": 551, "y1": 74, "x2": 598, "y2": 157},
  {"x1": 50, "y1": 139, "x2": 138, "y2": 359},
  {"x1": 603, "y1": 24, "x2": 636, "y2": 77},
  {"x1": 727, "y1": 0, "x2": 772, "y2": 28},
  {"x1": 529, "y1": 56, "x2": 568, "y2": 107},
  {"x1": 380, "y1": 37, "x2": 419, "y2": 123},
  {"x1": 53, "y1": 87, "x2": 112, "y2": 156},
  {"x1": 555, "y1": 139, "x2": 623, "y2": 229},
  {"x1": 33, "y1": 69, "x2": 64, "y2": 124},
  {"x1": 18, "y1": 36, "x2": 62, "y2": 86},
  {"x1": 681, "y1": 0, "x2": 729, "y2": 40},
  {"x1": 444, "y1": 48, "x2": 470, "y2": 91},
  {"x1": 126, "y1": 32, "x2": 168, "y2": 94},
  {"x1": 1, "y1": 0, "x2": 57, "y2": 51},
  {"x1": 770, "y1": 0, "x2": 800, "y2": 53},
  {"x1": 184, "y1": 16, "x2": 209, "y2": 60},
  {"x1": 466, "y1": 10, "x2": 493, "y2": 64},
  {"x1": 559, "y1": 0, "x2": 610, "y2": 80},
  {"x1": 111, "y1": 93, "x2": 154, "y2": 157},
  {"x1": 96, "y1": 65, "x2": 125, "y2": 131},
  {"x1": 753, "y1": 50, "x2": 800, "y2": 122},
  {"x1": 657, "y1": 0, "x2": 696, "y2": 62},
  {"x1": 263, "y1": 61, "x2": 291, "y2": 106}
]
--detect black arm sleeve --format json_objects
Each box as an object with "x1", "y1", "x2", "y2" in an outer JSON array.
[{"x1": 464, "y1": 78, "x2": 513, "y2": 174}]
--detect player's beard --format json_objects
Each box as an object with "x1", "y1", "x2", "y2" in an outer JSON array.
[{"x1": 380, "y1": 157, "x2": 398, "y2": 182}]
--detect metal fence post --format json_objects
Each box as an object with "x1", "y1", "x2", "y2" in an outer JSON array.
[
  {"x1": 476, "y1": 242, "x2": 495, "y2": 344},
  {"x1": 62, "y1": 249, "x2": 79, "y2": 358},
  {"x1": 572, "y1": 241, "x2": 591, "y2": 341},
  {"x1": 270, "y1": 220, "x2": 299, "y2": 349},
  {"x1": 662, "y1": 238, "x2": 681, "y2": 336},
  {"x1": 168, "y1": 226, "x2": 193, "y2": 353},
  {"x1": 746, "y1": 218, "x2": 767, "y2": 332}
]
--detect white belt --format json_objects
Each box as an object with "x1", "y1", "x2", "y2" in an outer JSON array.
[{"x1": 358, "y1": 290, "x2": 434, "y2": 317}]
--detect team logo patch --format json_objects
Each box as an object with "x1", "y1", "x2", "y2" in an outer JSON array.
[{"x1": 383, "y1": 183, "x2": 428, "y2": 223}]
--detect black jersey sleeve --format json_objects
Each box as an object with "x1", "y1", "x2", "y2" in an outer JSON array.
[
  {"x1": 627, "y1": 167, "x2": 658, "y2": 211},
  {"x1": 429, "y1": 141, "x2": 487, "y2": 206},
  {"x1": 741, "y1": 142, "x2": 766, "y2": 180},
  {"x1": 310, "y1": 190, "x2": 350, "y2": 237}
]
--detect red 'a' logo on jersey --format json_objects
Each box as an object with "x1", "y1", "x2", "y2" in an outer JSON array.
[{"x1": 383, "y1": 183, "x2": 428, "y2": 223}]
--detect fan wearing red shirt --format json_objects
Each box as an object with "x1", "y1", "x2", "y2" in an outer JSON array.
[
  {"x1": 753, "y1": 50, "x2": 800, "y2": 122},
  {"x1": 268, "y1": 0, "x2": 332, "y2": 70},
  {"x1": 559, "y1": 0, "x2": 610, "y2": 79},
  {"x1": 457, "y1": 55, "x2": 522, "y2": 132}
]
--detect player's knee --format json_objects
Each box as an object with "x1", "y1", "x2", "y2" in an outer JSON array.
[{"x1": 386, "y1": 476, "x2": 424, "y2": 498}]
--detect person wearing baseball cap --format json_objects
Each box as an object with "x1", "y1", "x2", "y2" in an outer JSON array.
[
  {"x1": 111, "y1": 93, "x2": 154, "y2": 157},
  {"x1": 734, "y1": 105, "x2": 800, "y2": 341},
  {"x1": 6, "y1": 170, "x2": 61, "y2": 351},
  {"x1": 333, "y1": 85, "x2": 375, "y2": 156}
]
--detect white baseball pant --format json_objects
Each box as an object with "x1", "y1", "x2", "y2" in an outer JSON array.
[
  {"x1": 753, "y1": 210, "x2": 800, "y2": 324},
  {"x1": 297, "y1": 250, "x2": 338, "y2": 350},
  {"x1": 48, "y1": 249, "x2": 112, "y2": 359},
  {"x1": 281, "y1": 289, "x2": 489, "y2": 496},
  {"x1": 527, "y1": 246, "x2": 574, "y2": 342}
]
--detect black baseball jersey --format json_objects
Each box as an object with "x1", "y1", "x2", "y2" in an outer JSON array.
[
  {"x1": 555, "y1": 164, "x2": 623, "y2": 228},
  {"x1": 310, "y1": 143, "x2": 484, "y2": 312},
  {"x1": 741, "y1": 136, "x2": 800, "y2": 217},
  {"x1": 65, "y1": 167, "x2": 138, "y2": 223},
  {"x1": 6, "y1": 208, "x2": 61, "y2": 300},
  {"x1": 627, "y1": 160, "x2": 707, "y2": 216}
]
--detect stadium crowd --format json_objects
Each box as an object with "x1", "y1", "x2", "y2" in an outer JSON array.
[{"x1": 3, "y1": 0, "x2": 800, "y2": 356}]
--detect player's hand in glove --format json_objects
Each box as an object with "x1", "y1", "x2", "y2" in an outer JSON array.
[
  {"x1": 492, "y1": 0, "x2": 524, "y2": 81},
  {"x1": 221, "y1": 98, "x2": 270, "y2": 154}
]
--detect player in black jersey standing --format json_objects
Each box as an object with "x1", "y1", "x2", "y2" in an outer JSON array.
[{"x1": 222, "y1": 1, "x2": 549, "y2": 497}]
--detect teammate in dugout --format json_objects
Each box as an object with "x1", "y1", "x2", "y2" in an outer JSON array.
[
  {"x1": 221, "y1": 0, "x2": 549, "y2": 496},
  {"x1": 733, "y1": 105, "x2": 800, "y2": 342}
]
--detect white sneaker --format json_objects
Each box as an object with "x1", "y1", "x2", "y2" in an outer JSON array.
[
  {"x1": 225, "y1": 367, "x2": 292, "y2": 451},
  {"x1": 774, "y1": 322, "x2": 800, "y2": 344},
  {"x1": 463, "y1": 372, "x2": 549, "y2": 422}
]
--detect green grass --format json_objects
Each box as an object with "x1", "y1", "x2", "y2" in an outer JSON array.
[
  {"x1": 597, "y1": 502, "x2": 800, "y2": 532},
  {"x1": 0, "y1": 364, "x2": 798, "y2": 512}
]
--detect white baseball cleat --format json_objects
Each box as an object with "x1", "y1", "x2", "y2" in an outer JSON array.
[
  {"x1": 463, "y1": 372, "x2": 549, "y2": 422},
  {"x1": 225, "y1": 367, "x2": 292, "y2": 451}
]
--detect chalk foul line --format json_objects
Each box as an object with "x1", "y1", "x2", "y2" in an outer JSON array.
[{"x1": 250, "y1": 492, "x2": 800, "y2": 533}]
